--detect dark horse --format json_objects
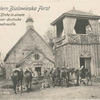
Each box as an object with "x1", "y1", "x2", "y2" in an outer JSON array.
[
  {"x1": 80, "y1": 68, "x2": 92, "y2": 86},
  {"x1": 11, "y1": 70, "x2": 23, "y2": 94},
  {"x1": 60, "y1": 68, "x2": 79, "y2": 87},
  {"x1": 51, "y1": 68, "x2": 61, "y2": 86},
  {"x1": 60, "y1": 68, "x2": 69, "y2": 87},
  {"x1": 24, "y1": 69, "x2": 32, "y2": 92}
]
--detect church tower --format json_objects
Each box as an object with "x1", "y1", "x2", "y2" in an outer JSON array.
[
  {"x1": 51, "y1": 8, "x2": 100, "y2": 76},
  {"x1": 26, "y1": 16, "x2": 34, "y2": 30}
]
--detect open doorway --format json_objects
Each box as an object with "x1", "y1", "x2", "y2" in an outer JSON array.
[
  {"x1": 35, "y1": 67, "x2": 41, "y2": 76},
  {"x1": 80, "y1": 58, "x2": 85, "y2": 67},
  {"x1": 80, "y1": 58, "x2": 91, "y2": 78}
]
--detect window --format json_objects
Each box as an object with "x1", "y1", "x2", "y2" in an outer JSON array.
[
  {"x1": 35, "y1": 54, "x2": 40, "y2": 60},
  {"x1": 22, "y1": 52, "x2": 24, "y2": 55},
  {"x1": 35, "y1": 67, "x2": 41, "y2": 76},
  {"x1": 74, "y1": 19, "x2": 91, "y2": 34},
  {"x1": 56, "y1": 20, "x2": 64, "y2": 38}
]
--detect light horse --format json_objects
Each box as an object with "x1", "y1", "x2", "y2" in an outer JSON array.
[
  {"x1": 69, "y1": 68, "x2": 80, "y2": 86},
  {"x1": 24, "y1": 68, "x2": 33, "y2": 92},
  {"x1": 11, "y1": 69, "x2": 23, "y2": 94}
]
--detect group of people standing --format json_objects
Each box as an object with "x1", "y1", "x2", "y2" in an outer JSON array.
[
  {"x1": 51, "y1": 65, "x2": 92, "y2": 87},
  {"x1": 11, "y1": 64, "x2": 92, "y2": 93}
]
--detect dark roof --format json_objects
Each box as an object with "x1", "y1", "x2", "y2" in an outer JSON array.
[
  {"x1": 17, "y1": 47, "x2": 54, "y2": 66},
  {"x1": 26, "y1": 17, "x2": 34, "y2": 23},
  {"x1": 4, "y1": 28, "x2": 54, "y2": 62},
  {"x1": 51, "y1": 8, "x2": 100, "y2": 25}
]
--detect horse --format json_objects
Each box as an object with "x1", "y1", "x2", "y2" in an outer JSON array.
[
  {"x1": 85, "y1": 69, "x2": 92, "y2": 85},
  {"x1": 11, "y1": 69, "x2": 23, "y2": 94},
  {"x1": 24, "y1": 69, "x2": 33, "y2": 92},
  {"x1": 60, "y1": 68, "x2": 70, "y2": 87},
  {"x1": 51, "y1": 67, "x2": 61, "y2": 86},
  {"x1": 68, "y1": 68, "x2": 80, "y2": 86},
  {"x1": 79, "y1": 68, "x2": 92, "y2": 86}
]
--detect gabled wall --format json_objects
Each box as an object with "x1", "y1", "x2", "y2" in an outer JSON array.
[
  {"x1": 5, "y1": 28, "x2": 54, "y2": 79},
  {"x1": 19, "y1": 51, "x2": 54, "y2": 76}
]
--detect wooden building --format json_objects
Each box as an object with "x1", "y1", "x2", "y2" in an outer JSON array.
[
  {"x1": 4, "y1": 17, "x2": 54, "y2": 79},
  {"x1": 51, "y1": 8, "x2": 100, "y2": 76}
]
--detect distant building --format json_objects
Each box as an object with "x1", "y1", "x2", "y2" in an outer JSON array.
[
  {"x1": 0, "y1": 65, "x2": 5, "y2": 78},
  {"x1": 51, "y1": 8, "x2": 100, "y2": 77},
  {"x1": 4, "y1": 16, "x2": 54, "y2": 79},
  {"x1": 0, "y1": 53, "x2": 5, "y2": 78}
]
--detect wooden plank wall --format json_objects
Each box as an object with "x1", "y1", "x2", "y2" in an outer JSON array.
[
  {"x1": 63, "y1": 17, "x2": 76, "y2": 35},
  {"x1": 56, "y1": 44, "x2": 100, "y2": 76},
  {"x1": 89, "y1": 19, "x2": 99, "y2": 35},
  {"x1": 97, "y1": 44, "x2": 100, "y2": 75}
]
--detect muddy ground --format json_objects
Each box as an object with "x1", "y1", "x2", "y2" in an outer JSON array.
[{"x1": 0, "y1": 79, "x2": 100, "y2": 100}]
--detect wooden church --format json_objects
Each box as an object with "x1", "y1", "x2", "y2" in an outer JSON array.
[
  {"x1": 51, "y1": 8, "x2": 100, "y2": 77},
  {"x1": 4, "y1": 17, "x2": 54, "y2": 79}
]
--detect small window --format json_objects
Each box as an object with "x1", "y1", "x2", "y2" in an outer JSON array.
[
  {"x1": 22, "y1": 52, "x2": 24, "y2": 55},
  {"x1": 35, "y1": 54, "x2": 40, "y2": 60}
]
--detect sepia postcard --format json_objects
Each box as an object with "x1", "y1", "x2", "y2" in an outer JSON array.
[{"x1": 0, "y1": 0, "x2": 100, "y2": 99}]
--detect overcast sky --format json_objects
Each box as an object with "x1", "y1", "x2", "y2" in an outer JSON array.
[{"x1": 0, "y1": 0, "x2": 100, "y2": 60}]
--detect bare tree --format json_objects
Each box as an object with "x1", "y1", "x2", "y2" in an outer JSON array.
[{"x1": 44, "y1": 29, "x2": 55, "y2": 48}]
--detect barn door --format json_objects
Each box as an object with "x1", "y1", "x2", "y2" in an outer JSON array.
[{"x1": 85, "y1": 58, "x2": 91, "y2": 73}]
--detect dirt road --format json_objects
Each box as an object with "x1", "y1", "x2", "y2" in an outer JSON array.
[{"x1": 0, "y1": 81, "x2": 100, "y2": 100}]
